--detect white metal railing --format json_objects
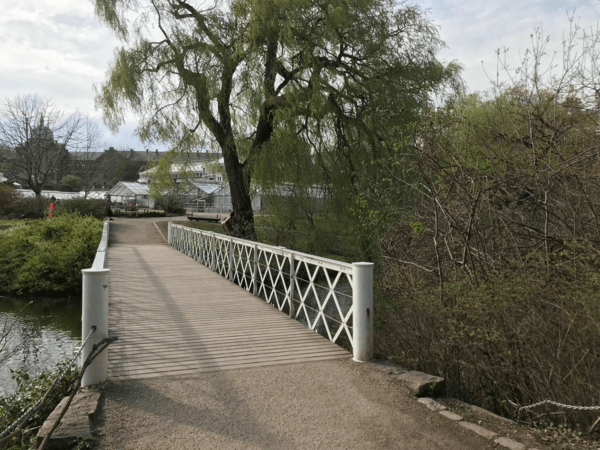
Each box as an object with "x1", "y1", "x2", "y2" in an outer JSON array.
[
  {"x1": 81, "y1": 219, "x2": 110, "y2": 386},
  {"x1": 91, "y1": 221, "x2": 109, "y2": 269},
  {"x1": 168, "y1": 222, "x2": 374, "y2": 361}
]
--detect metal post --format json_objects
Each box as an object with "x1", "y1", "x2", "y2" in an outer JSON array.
[
  {"x1": 211, "y1": 233, "x2": 216, "y2": 271},
  {"x1": 168, "y1": 221, "x2": 173, "y2": 245},
  {"x1": 252, "y1": 243, "x2": 258, "y2": 296},
  {"x1": 199, "y1": 231, "x2": 204, "y2": 265},
  {"x1": 81, "y1": 268, "x2": 110, "y2": 386},
  {"x1": 289, "y1": 252, "x2": 295, "y2": 318},
  {"x1": 352, "y1": 262, "x2": 374, "y2": 362},
  {"x1": 228, "y1": 237, "x2": 234, "y2": 281}
]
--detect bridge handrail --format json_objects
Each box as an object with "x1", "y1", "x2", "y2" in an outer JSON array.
[
  {"x1": 91, "y1": 221, "x2": 109, "y2": 269},
  {"x1": 168, "y1": 222, "x2": 374, "y2": 362}
]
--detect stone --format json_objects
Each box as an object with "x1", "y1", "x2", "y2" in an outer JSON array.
[
  {"x1": 494, "y1": 437, "x2": 526, "y2": 450},
  {"x1": 393, "y1": 371, "x2": 445, "y2": 397},
  {"x1": 439, "y1": 410, "x2": 463, "y2": 421},
  {"x1": 418, "y1": 398, "x2": 447, "y2": 411},
  {"x1": 469, "y1": 404, "x2": 514, "y2": 424},
  {"x1": 36, "y1": 390, "x2": 103, "y2": 449},
  {"x1": 458, "y1": 421, "x2": 498, "y2": 439}
]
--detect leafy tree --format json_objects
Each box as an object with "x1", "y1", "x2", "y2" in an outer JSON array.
[
  {"x1": 147, "y1": 155, "x2": 189, "y2": 213},
  {"x1": 60, "y1": 174, "x2": 81, "y2": 192},
  {"x1": 91, "y1": 0, "x2": 462, "y2": 238}
]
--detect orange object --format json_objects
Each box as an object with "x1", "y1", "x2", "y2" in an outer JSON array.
[{"x1": 49, "y1": 203, "x2": 53, "y2": 218}]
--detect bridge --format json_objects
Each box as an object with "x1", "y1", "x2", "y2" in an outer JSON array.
[
  {"x1": 79, "y1": 218, "x2": 507, "y2": 450},
  {"x1": 81, "y1": 218, "x2": 374, "y2": 384}
]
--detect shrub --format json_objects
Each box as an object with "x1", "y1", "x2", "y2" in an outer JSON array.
[
  {"x1": 0, "y1": 213, "x2": 103, "y2": 296},
  {"x1": 0, "y1": 361, "x2": 79, "y2": 450},
  {"x1": 0, "y1": 185, "x2": 20, "y2": 215},
  {"x1": 54, "y1": 198, "x2": 107, "y2": 219},
  {"x1": 375, "y1": 259, "x2": 600, "y2": 430},
  {"x1": 4, "y1": 196, "x2": 50, "y2": 219}
]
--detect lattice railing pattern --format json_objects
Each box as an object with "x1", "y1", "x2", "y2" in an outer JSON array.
[{"x1": 169, "y1": 224, "x2": 355, "y2": 349}]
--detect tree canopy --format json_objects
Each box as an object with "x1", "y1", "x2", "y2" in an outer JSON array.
[{"x1": 92, "y1": 0, "x2": 462, "y2": 238}]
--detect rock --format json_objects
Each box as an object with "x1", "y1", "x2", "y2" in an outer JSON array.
[
  {"x1": 458, "y1": 421, "x2": 498, "y2": 439},
  {"x1": 393, "y1": 371, "x2": 445, "y2": 397},
  {"x1": 439, "y1": 410, "x2": 463, "y2": 421},
  {"x1": 418, "y1": 398, "x2": 447, "y2": 411},
  {"x1": 494, "y1": 436, "x2": 526, "y2": 450},
  {"x1": 36, "y1": 390, "x2": 103, "y2": 449}
]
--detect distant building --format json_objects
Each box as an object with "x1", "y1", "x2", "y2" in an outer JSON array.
[{"x1": 10, "y1": 115, "x2": 69, "y2": 188}]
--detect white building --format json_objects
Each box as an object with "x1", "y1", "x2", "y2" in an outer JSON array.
[{"x1": 138, "y1": 159, "x2": 225, "y2": 184}]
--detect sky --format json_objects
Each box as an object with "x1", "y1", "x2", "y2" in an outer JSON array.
[{"x1": 1, "y1": 0, "x2": 599, "y2": 152}]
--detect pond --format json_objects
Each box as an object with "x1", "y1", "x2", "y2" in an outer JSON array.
[{"x1": 0, "y1": 296, "x2": 81, "y2": 396}]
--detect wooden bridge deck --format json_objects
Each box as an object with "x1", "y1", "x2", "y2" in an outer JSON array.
[{"x1": 107, "y1": 243, "x2": 350, "y2": 381}]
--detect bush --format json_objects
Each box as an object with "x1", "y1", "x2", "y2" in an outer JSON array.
[
  {"x1": 3, "y1": 196, "x2": 50, "y2": 219},
  {"x1": 0, "y1": 361, "x2": 79, "y2": 450},
  {"x1": 370, "y1": 83, "x2": 600, "y2": 430},
  {"x1": 375, "y1": 257, "x2": 600, "y2": 429},
  {"x1": 54, "y1": 198, "x2": 107, "y2": 219},
  {"x1": 0, "y1": 213, "x2": 103, "y2": 296},
  {"x1": 0, "y1": 185, "x2": 20, "y2": 215}
]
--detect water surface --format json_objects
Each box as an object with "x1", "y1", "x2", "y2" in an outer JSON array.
[{"x1": 0, "y1": 297, "x2": 81, "y2": 396}]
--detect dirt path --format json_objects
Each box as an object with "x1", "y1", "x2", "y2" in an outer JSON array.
[
  {"x1": 97, "y1": 218, "x2": 543, "y2": 449},
  {"x1": 96, "y1": 359, "x2": 498, "y2": 450}
]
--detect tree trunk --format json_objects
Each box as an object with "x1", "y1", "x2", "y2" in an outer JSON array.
[{"x1": 222, "y1": 148, "x2": 256, "y2": 240}]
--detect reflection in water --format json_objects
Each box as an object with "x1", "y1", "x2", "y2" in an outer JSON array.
[{"x1": 0, "y1": 297, "x2": 81, "y2": 396}]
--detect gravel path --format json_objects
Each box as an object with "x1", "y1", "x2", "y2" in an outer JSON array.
[
  {"x1": 97, "y1": 218, "x2": 495, "y2": 449},
  {"x1": 96, "y1": 359, "x2": 495, "y2": 449}
]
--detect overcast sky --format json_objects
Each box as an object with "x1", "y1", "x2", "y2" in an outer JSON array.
[{"x1": 1, "y1": 0, "x2": 599, "y2": 152}]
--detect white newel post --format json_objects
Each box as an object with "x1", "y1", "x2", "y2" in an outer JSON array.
[
  {"x1": 252, "y1": 243, "x2": 258, "y2": 295},
  {"x1": 352, "y1": 262, "x2": 374, "y2": 362},
  {"x1": 168, "y1": 221, "x2": 173, "y2": 245},
  {"x1": 289, "y1": 252, "x2": 295, "y2": 318},
  {"x1": 81, "y1": 268, "x2": 110, "y2": 386},
  {"x1": 228, "y1": 237, "x2": 234, "y2": 281}
]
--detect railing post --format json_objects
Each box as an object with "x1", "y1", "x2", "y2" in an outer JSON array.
[
  {"x1": 228, "y1": 237, "x2": 234, "y2": 281},
  {"x1": 211, "y1": 233, "x2": 216, "y2": 271},
  {"x1": 252, "y1": 243, "x2": 258, "y2": 296},
  {"x1": 198, "y1": 231, "x2": 204, "y2": 265},
  {"x1": 289, "y1": 252, "x2": 295, "y2": 318},
  {"x1": 352, "y1": 262, "x2": 374, "y2": 362},
  {"x1": 168, "y1": 221, "x2": 173, "y2": 245},
  {"x1": 81, "y1": 268, "x2": 110, "y2": 386}
]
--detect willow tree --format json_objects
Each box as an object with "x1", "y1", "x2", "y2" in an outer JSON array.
[{"x1": 92, "y1": 0, "x2": 461, "y2": 238}]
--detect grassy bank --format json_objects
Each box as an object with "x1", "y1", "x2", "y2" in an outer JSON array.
[{"x1": 0, "y1": 214, "x2": 103, "y2": 296}]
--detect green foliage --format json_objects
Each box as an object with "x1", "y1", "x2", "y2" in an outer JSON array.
[
  {"x1": 91, "y1": 0, "x2": 463, "y2": 238},
  {"x1": 3, "y1": 197, "x2": 50, "y2": 219},
  {"x1": 0, "y1": 213, "x2": 103, "y2": 296},
  {"x1": 0, "y1": 361, "x2": 79, "y2": 450},
  {"x1": 0, "y1": 185, "x2": 20, "y2": 215},
  {"x1": 54, "y1": 198, "x2": 107, "y2": 219},
  {"x1": 60, "y1": 175, "x2": 81, "y2": 192},
  {"x1": 147, "y1": 155, "x2": 188, "y2": 213},
  {"x1": 376, "y1": 256, "x2": 600, "y2": 429},
  {"x1": 370, "y1": 19, "x2": 600, "y2": 431}
]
